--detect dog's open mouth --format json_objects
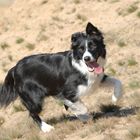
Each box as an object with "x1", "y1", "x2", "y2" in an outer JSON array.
[{"x1": 86, "y1": 61, "x2": 103, "y2": 74}]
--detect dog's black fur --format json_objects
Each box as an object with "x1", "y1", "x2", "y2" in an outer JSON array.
[{"x1": 0, "y1": 22, "x2": 109, "y2": 131}]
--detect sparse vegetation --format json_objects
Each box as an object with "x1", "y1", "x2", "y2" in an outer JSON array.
[
  {"x1": 127, "y1": 5, "x2": 138, "y2": 14},
  {"x1": 16, "y1": 37, "x2": 24, "y2": 44},
  {"x1": 13, "y1": 104, "x2": 25, "y2": 112},
  {"x1": 0, "y1": 116, "x2": 5, "y2": 126},
  {"x1": 118, "y1": 60, "x2": 125, "y2": 66},
  {"x1": 27, "y1": 134, "x2": 43, "y2": 140},
  {"x1": 118, "y1": 40, "x2": 126, "y2": 47},
  {"x1": 76, "y1": 14, "x2": 87, "y2": 22},
  {"x1": 36, "y1": 33, "x2": 48, "y2": 42},
  {"x1": 40, "y1": 0, "x2": 48, "y2": 5},
  {"x1": 108, "y1": 67, "x2": 116, "y2": 76},
  {"x1": 137, "y1": 11, "x2": 140, "y2": 18},
  {"x1": 8, "y1": 54, "x2": 13, "y2": 61},
  {"x1": 25, "y1": 43, "x2": 35, "y2": 50},
  {"x1": 129, "y1": 81, "x2": 140, "y2": 89},
  {"x1": 0, "y1": 42, "x2": 10, "y2": 50},
  {"x1": 127, "y1": 126, "x2": 140, "y2": 140},
  {"x1": 52, "y1": 16, "x2": 61, "y2": 22},
  {"x1": 110, "y1": 0, "x2": 120, "y2": 3},
  {"x1": 0, "y1": 0, "x2": 140, "y2": 140},
  {"x1": 118, "y1": 2, "x2": 139, "y2": 16},
  {"x1": 74, "y1": 0, "x2": 80, "y2": 4},
  {"x1": 127, "y1": 57, "x2": 137, "y2": 66},
  {"x1": 128, "y1": 92, "x2": 140, "y2": 106},
  {"x1": 80, "y1": 131, "x2": 88, "y2": 138},
  {"x1": 2, "y1": 62, "x2": 8, "y2": 72},
  {"x1": 92, "y1": 118, "x2": 115, "y2": 133}
]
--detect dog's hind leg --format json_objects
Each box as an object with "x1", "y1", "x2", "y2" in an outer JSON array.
[
  {"x1": 101, "y1": 75, "x2": 123, "y2": 103},
  {"x1": 18, "y1": 82, "x2": 54, "y2": 133}
]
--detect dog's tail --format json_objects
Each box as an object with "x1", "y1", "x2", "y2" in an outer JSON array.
[{"x1": 0, "y1": 67, "x2": 18, "y2": 108}]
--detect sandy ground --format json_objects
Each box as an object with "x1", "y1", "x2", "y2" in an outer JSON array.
[{"x1": 0, "y1": 0, "x2": 140, "y2": 140}]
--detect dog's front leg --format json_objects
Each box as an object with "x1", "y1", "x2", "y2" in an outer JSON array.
[
  {"x1": 101, "y1": 75, "x2": 123, "y2": 103},
  {"x1": 63, "y1": 99, "x2": 90, "y2": 122}
]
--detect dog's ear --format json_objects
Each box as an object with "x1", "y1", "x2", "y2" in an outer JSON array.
[{"x1": 86, "y1": 22, "x2": 100, "y2": 35}]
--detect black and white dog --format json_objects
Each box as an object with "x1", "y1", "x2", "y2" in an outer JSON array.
[{"x1": 0, "y1": 22, "x2": 122, "y2": 132}]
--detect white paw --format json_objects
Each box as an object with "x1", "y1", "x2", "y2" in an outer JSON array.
[
  {"x1": 41, "y1": 121, "x2": 54, "y2": 133},
  {"x1": 112, "y1": 95, "x2": 118, "y2": 103}
]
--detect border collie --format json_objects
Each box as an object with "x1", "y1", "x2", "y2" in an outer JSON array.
[{"x1": 0, "y1": 22, "x2": 122, "y2": 132}]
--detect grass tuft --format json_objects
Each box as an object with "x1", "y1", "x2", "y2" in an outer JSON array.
[
  {"x1": 110, "y1": 0, "x2": 120, "y2": 3},
  {"x1": 137, "y1": 11, "x2": 140, "y2": 18},
  {"x1": 16, "y1": 38, "x2": 24, "y2": 44},
  {"x1": 76, "y1": 14, "x2": 87, "y2": 22},
  {"x1": 127, "y1": 5, "x2": 138, "y2": 14},
  {"x1": 118, "y1": 40, "x2": 126, "y2": 47},
  {"x1": 129, "y1": 81, "x2": 140, "y2": 89},
  {"x1": 74, "y1": 0, "x2": 81, "y2": 4},
  {"x1": 0, "y1": 42, "x2": 10, "y2": 50},
  {"x1": 118, "y1": 60, "x2": 125, "y2": 66},
  {"x1": 8, "y1": 55, "x2": 13, "y2": 61},
  {"x1": 25, "y1": 43, "x2": 35, "y2": 51},
  {"x1": 41, "y1": 0, "x2": 48, "y2": 5},
  {"x1": 13, "y1": 104, "x2": 25, "y2": 112},
  {"x1": 0, "y1": 116, "x2": 5, "y2": 126},
  {"x1": 127, "y1": 57, "x2": 137, "y2": 66},
  {"x1": 108, "y1": 67, "x2": 116, "y2": 76}
]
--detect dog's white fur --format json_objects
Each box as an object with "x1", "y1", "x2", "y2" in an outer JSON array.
[{"x1": 41, "y1": 121, "x2": 54, "y2": 133}]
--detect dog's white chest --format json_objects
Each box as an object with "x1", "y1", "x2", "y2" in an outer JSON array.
[{"x1": 77, "y1": 73, "x2": 103, "y2": 97}]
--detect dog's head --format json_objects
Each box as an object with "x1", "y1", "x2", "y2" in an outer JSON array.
[{"x1": 71, "y1": 22, "x2": 106, "y2": 73}]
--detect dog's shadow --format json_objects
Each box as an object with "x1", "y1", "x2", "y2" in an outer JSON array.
[{"x1": 47, "y1": 104, "x2": 140, "y2": 125}]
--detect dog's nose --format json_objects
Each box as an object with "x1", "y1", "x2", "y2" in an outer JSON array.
[{"x1": 84, "y1": 56, "x2": 91, "y2": 62}]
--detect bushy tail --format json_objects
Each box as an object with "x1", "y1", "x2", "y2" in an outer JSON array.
[{"x1": 0, "y1": 67, "x2": 18, "y2": 107}]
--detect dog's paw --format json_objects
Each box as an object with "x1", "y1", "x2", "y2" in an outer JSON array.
[
  {"x1": 41, "y1": 121, "x2": 54, "y2": 133},
  {"x1": 112, "y1": 95, "x2": 118, "y2": 104}
]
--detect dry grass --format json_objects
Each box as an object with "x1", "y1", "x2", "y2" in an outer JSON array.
[
  {"x1": 0, "y1": 0, "x2": 140, "y2": 139},
  {"x1": 126, "y1": 125, "x2": 140, "y2": 140},
  {"x1": 117, "y1": 2, "x2": 139, "y2": 16},
  {"x1": 128, "y1": 92, "x2": 140, "y2": 106}
]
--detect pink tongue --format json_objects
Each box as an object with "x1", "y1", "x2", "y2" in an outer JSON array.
[
  {"x1": 87, "y1": 62, "x2": 103, "y2": 74},
  {"x1": 94, "y1": 66, "x2": 103, "y2": 74}
]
